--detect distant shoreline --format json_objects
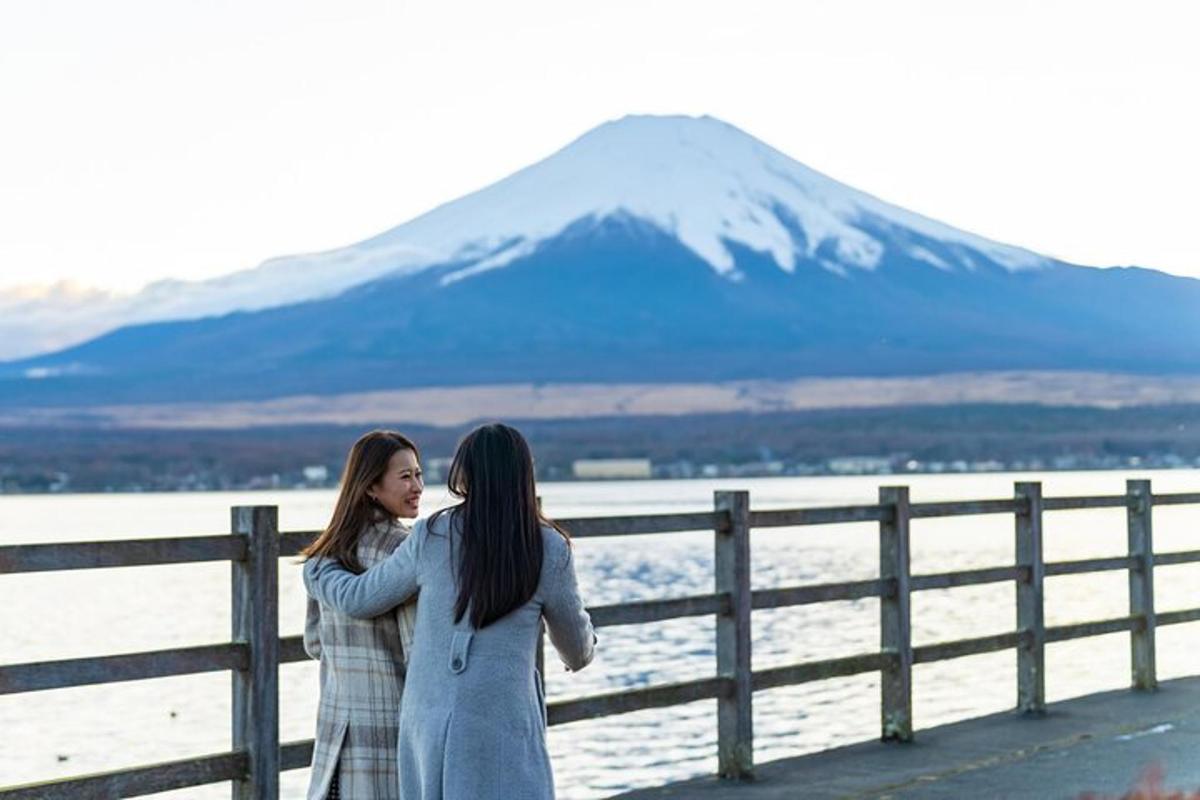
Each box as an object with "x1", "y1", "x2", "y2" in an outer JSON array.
[
  {"x1": 2, "y1": 401, "x2": 1199, "y2": 495},
  {"x1": 2, "y1": 463, "x2": 1198, "y2": 499}
]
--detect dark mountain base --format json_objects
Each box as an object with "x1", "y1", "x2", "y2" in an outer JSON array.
[
  {"x1": 2, "y1": 404, "x2": 1197, "y2": 494},
  {"x1": 6, "y1": 216, "x2": 1200, "y2": 407}
]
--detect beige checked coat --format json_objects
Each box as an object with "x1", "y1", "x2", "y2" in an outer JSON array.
[{"x1": 303, "y1": 519, "x2": 418, "y2": 800}]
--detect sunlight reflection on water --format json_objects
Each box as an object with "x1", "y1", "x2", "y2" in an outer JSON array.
[{"x1": 2, "y1": 470, "x2": 1198, "y2": 798}]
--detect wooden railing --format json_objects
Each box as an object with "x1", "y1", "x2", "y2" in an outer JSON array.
[{"x1": 3, "y1": 480, "x2": 1200, "y2": 797}]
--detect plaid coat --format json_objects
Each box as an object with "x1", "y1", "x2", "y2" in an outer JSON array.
[{"x1": 304, "y1": 519, "x2": 418, "y2": 800}]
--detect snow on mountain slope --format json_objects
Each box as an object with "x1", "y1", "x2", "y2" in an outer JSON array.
[
  {"x1": 367, "y1": 114, "x2": 1048, "y2": 283},
  {"x1": 3, "y1": 114, "x2": 1049, "y2": 361}
]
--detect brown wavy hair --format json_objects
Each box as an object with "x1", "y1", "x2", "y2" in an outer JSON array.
[
  {"x1": 431, "y1": 423, "x2": 568, "y2": 629},
  {"x1": 300, "y1": 429, "x2": 420, "y2": 573}
]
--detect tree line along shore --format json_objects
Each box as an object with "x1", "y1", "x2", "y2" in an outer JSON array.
[{"x1": 1, "y1": 403, "x2": 1198, "y2": 494}]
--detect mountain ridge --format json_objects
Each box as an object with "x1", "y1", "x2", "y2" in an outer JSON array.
[
  {"x1": 3, "y1": 114, "x2": 1198, "y2": 409},
  {"x1": 4, "y1": 114, "x2": 1054, "y2": 360}
]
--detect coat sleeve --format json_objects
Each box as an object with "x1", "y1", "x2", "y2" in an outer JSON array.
[
  {"x1": 302, "y1": 596, "x2": 323, "y2": 659},
  {"x1": 541, "y1": 534, "x2": 596, "y2": 672},
  {"x1": 303, "y1": 519, "x2": 424, "y2": 619}
]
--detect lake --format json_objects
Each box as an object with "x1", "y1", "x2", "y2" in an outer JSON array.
[{"x1": 3, "y1": 470, "x2": 1199, "y2": 798}]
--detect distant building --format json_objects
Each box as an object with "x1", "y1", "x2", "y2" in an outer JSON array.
[
  {"x1": 827, "y1": 456, "x2": 893, "y2": 475},
  {"x1": 302, "y1": 465, "x2": 329, "y2": 484},
  {"x1": 572, "y1": 458, "x2": 653, "y2": 480},
  {"x1": 424, "y1": 458, "x2": 454, "y2": 482}
]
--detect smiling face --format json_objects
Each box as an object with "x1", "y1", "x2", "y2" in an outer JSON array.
[{"x1": 369, "y1": 448, "x2": 423, "y2": 519}]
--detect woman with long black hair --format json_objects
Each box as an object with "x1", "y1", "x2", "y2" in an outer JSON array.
[
  {"x1": 299, "y1": 429, "x2": 423, "y2": 799},
  {"x1": 304, "y1": 422, "x2": 595, "y2": 800}
]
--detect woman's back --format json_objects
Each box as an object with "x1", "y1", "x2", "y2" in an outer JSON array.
[{"x1": 304, "y1": 510, "x2": 595, "y2": 800}]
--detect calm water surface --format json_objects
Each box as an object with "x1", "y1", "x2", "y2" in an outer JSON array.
[{"x1": 3, "y1": 470, "x2": 1199, "y2": 798}]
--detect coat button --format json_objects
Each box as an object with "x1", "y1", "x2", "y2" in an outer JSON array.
[{"x1": 451, "y1": 658, "x2": 463, "y2": 671}]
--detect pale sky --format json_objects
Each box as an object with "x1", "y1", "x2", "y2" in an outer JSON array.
[{"x1": 2, "y1": 0, "x2": 1198, "y2": 294}]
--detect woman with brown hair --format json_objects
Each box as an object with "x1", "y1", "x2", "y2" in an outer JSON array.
[
  {"x1": 300, "y1": 429, "x2": 424, "y2": 800},
  {"x1": 304, "y1": 422, "x2": 595, "y2": 800}
]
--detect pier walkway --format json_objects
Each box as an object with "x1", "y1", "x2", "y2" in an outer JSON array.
[{"x1": 616, "y1": 676, "x2": 1200, "y2": 800}]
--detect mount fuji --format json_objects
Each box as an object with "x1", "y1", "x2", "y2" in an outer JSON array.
[{"x1": 3, "y1": 114, "x2": 1199, "y2": 408}]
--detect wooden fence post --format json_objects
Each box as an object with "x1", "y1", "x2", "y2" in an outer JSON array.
[
  {"x1": 714, "y1": 490, "x2": 753, "y2": 779},
  {"x1": 879, "y1": 486, "x2": 913, "y2": 742},
  {"x1": 231, "y1": 506, "x2": 280, "y2": 799},
  {"x1": 1015, "y1": 482, "x2": 1046, "y2": 714},
  {"x1": 1127, "y1": 480, "x2": 1157, "y2": 691}
]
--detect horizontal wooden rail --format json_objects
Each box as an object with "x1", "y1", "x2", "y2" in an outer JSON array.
[
  {"x1": 1152, "y1": 492, "x2": 1200, "y2": 506},
  {"x1": 1045, "y1": 615, "x2": 1138, "y2": 643},
  {"x1": 753, "y1": 579, "x2": 885, "y2": 608},
  {"x1": 1156, "y1": 607, "x2": 1200, "y2": 626},
  {"x1": 560, "y1": 512, "x2": 725, "y2": 538},
  {"x1": 280, "y1": 740, "x2": 316, "y2": 771},
  {"x1": 913, "y1": 631, "x2": 1025, "y2": 664},
  {"x1": 590, "y1": 593, "x2": 729, "y2": 627},
  {"x1": 279, "y1": 531, "x2": 318, "y2": 558},
  {"x1": 910, "y1": 499, "x2": 1021, "y2": 518},
  {"x1": 752, "y1": 653, "x2": 884, "y2": 690},
  {"x1": 548, "y1": 675, "x2": 727, "y2": 725},
  {"x1": 1045, "y1": 556, "x2": 1136, "y2": 577},
  {"x1": 750, "y1": 505, "x2": 888, "y2": 528},
  {"x1": 910, "y1": 566, "x2": 1020, "y2": 591},
  {"x1": 0, "y1": 535, "x2": 245, "y2": 574},
  {"x1": 0, "y1": 751, "x2": 247, "y2": 800},
  {"x1": 280, "y1": 635, "x2": 308, "y2": 664},
  {"x1": 0, "y1": 643, "x2": 247, "y2": 694},
  {"x1": 1042, "y1": 495, "x2": 1129, "y2": 511},
  {"x1": 1154, "y1": 550, "x2": 1200, "y2": 567}
]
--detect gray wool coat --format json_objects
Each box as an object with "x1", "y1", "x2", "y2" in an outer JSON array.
[
  {"x1": 303, "y1": 520, "x2": 418, "y2": 800},
  {"x1": 303, "y1": 511, "x2": 596, "y2": 800}
]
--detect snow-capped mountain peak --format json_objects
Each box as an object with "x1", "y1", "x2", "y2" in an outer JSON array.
[
  {"x1": 2, "y1": 114, "x2": 1049, "y2": 361},
  {"x1": 368, "y1": 113, "x2": 1047, "y2": 282}
]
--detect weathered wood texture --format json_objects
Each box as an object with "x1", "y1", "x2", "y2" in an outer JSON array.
[
  {"x1": 1127, "y1": 480, "x2": 1157, "y2": 691},
  {"x1": 1046, "y1": 615, "x2": 1137, "y2": 643},
  {"x1": 0, "y1": 751, "x2": 246, "y2": 799},
  {"x1": 0, "y1": 535, "x2": 243, "y2": 574},
  {"x1": 752, "y1": 579, "x2": 883, "y2": 607},
  {"x1": 910, "y1": 499, "x2": 1020, "y2": 518},
  {"x1": 1045, "y1": 555, "x2": 1136, "y2": 576},
  {"x1": 559, "y1": 512, "x2": 723, "y2": 537},
  {"x1": 1042, "y1": 495, "x2": 1129, "y2": 511},
  {"x1": 1154, "y1": 549, "x2": 1200, "y2": 567},
  {"x1": 750, "y1": 505, "x2": 887, "y2": 527},
  {"x1": 280, "y1": 740, "x2": 316, "y2": 772},
  {"x1": 714, "y1": 490, "x2": 753, "y2": 779},
  {"x1": 913, "y1": 632, "x2": 1026, "y2": 664},
  {"x1": 751, "y1": 653, "x2": 883, "y2": 690},
  {"x1": 1150, "y1": 491, "x2": 1200, "y2": 506},
  {"x1": 231, "y1": 506, "x2": 280, "y2": 800},
  {"x1": 1016, "y1": 481, "x2": 1046, "y2": 714},
  {"x1": 590, "y1": 593, "x2": 729, "y2": 627},
  {"x1": 879, "y1": 486, "x2": 913, "y2": 742},
  {"x1": 548, "y1": 676, "x2": 727, "y2": 726},
  {"x1": 911, "y1": 566, "x2": 1018, "y2": 591},
  {"x1": 0, "y1": 643, "x2": 247, "y2": 695}
]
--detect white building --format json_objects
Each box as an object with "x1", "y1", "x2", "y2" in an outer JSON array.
[{"x1": 572, "y1": 459, "x2": 653, "y2": 480}]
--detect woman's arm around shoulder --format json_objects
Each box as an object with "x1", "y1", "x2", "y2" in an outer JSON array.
[
  {"x1": 303, "y1": 517, "x2": 427, "y2": 619},
  {"x1": 541, "y1": 528, "x2": 596, "y2": 672}
]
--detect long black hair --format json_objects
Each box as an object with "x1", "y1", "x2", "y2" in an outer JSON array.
[{"x1": 431, "y1": 423, "x2": 569, "y2": 629}]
